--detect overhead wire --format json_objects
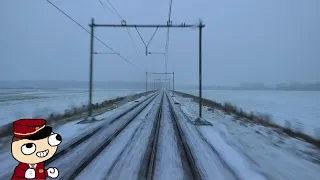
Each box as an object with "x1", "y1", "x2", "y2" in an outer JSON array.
[
  {"x1": 46, "y1": 0, "x2": 142, "y2": 70},
  {"x1": 104, "y1": 0, "x2": 161, "y2": 58},
  {"x1": 105, "y1": 0, "x2": 162, "y2": 59},
  {"x1": 98, "y1": 0, "x2": 118, "y2": 18},
  {"x1": 126, "y1": 28, "x2": 143, "y2": 60},
  {"x1": 100, "y1": 0, "x2": 144, "y2": 61},
  {"x1": 106, "y1": 0, "x2": 124, "y2": 20}
]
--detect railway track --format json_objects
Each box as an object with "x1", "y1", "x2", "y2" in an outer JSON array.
[
  {"x1": 140, "y1": 91, "x2": 201, "y2": 180},
  {"x1": 166, "y1": 92, "x2": 240, "y2": 180},
  {"x1": 63, "y1": 91, "x2": 239, "y2": 180},
  {"x1": 144, "y1": 92, "x2": 164, "y2": 180},
  {"x1": 5, "y1": 90, "x2": 240, "y2": 180},
  {"x1": 58, "y1": 92, "x2": 162, "y2": 180},
  {"x1": 165, "y1": 92, "x2": 202, "y2": 180},
  {"x1": 48, "y1": 91, "x2": 159, "y2": 164},
  {"x1": 1, "y1": 91, "x2": 159, "y2": 180}
]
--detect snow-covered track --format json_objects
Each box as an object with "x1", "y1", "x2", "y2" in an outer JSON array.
[
  {"x1": 48, "y1": 92, "x2": 159, "y2": 164},
  {"x1": 58, "y1": 92, "x2": 162, "y2": 180},
  {"x1": 143, "y1": 92, "x2": 164, "y2": 180},
  {"x1": 0, "y1": 92, "x2": 160, "y2": 180},
  {"x1": 165, "y1": 92, "x2": 202, "y2": 180},
  {"x1": 167, "y1": 93, "x2": 240, "y2": 180}
]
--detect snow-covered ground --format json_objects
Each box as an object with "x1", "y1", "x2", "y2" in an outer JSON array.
[
  {"x1": 86, "y1": 94, "x2": 162, "y2": 180},
  {"x1": 0, "y1": 88, "x2": 143, "y2": 126},
  {"x1": 169, "y1": 96, "x2": 264, "y2": 180},
  {"x1": 3, "y1": 91, "x2": 319, "y2": 180},
  {"x1": 50, "y1": 93, "x2": 158, "y2": 179},
  {"x1": 181, "y1": 89, "x2": 320, "y2": 137},
  {"x1": 174, "y1": 94, "x2": 320, "y2": 180},
  {"x1": 154, "y1": 96, "x2": 185, "y2": 180},
  {"x1": 0, "y1": 94, "x2": 153, "y2": 179}
]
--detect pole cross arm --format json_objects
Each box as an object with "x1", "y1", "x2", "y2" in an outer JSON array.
[
  {"x1": 148, "y1": 52, "x2": 165, "y2": 55},
  {"x1": 148, "y1": 72, "x2": 174, "y2": 75},
  {"x1": 94, "y1": 52, "x2": 119, "y2": 55},
  {"x1": 88, "y1": 17, "x2": 204, "y2": 121},
  {"x1": 93, "y1": 24, "x2": 205, "y2": 28}
]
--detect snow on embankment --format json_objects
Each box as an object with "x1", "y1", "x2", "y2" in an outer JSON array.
[
  {"x1": 182, "y1": 89, "x2": 320, "y2": 137},
  {"x1": 199, "y1": 127, "x2": 266, "y2": 180},
  {"x1": 174, "y1": 92, "x2": 320, "y2": 180},
  {"x1": 175, "y1": 91, "x2": 320, "y2": 149},
  {"x1": 0, "y1": 91, "x2": 152, "y2": 138},
  {"x1": 0, "y1": 89, "x2": 145, "y2": 126}
]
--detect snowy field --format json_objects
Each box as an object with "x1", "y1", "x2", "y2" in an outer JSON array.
[
  {"x1": 0, "y1": 88, "x2": 143, "y2": 126},
  {"x1": 181, "y1": 89, "x2": 320, "y2": 136},
  {"x1": 2, "y1": 92, "x2": 319, "y2": 180},
  {"x1": 174, "y1": 94, "x2": 320, "y2": 180}
]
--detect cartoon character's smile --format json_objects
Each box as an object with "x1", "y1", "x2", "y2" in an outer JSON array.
[{"x1": 36, "y1": 149, "x2": 49, "y2": 158}]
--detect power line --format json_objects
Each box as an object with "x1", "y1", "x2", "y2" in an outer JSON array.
[
  {"x1": 105, "y1": 0, "x2": 163, "y2": 57},
  {"x1": 98, "y1": 0, "x2": 118, "y2": 19},
  {"x1": 125, "y1": 26, "x2": 145, "y2": 60},
  {"x1": 106, "y1": 0, "x2": 124, "y2": 21},
  {"x1": 105, "y1": 0, "x2": 161, "y2": 58},
  {"x1": 126, "y1": 28, "x2": 143, "y2": 60},
  {"x1": 46, "y1": 0, "x2": 142, "y2": 70},
  {"x1": 98, "y1": 0, "x2": 141, "y2": 57},
  {"x1": 126, "y1": 27, "x2": 144, "y2": 61},
  {"x1": 100, "y1": 0, "x2": 144, "y2": 61}
]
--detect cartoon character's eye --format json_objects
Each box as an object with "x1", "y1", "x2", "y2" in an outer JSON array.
[
  {"x1": 21, "y1": 143, "x2": 36, "y2": 155},
  {"x1": 48, "y1": 134, "x2": 62, "y2": 146}
]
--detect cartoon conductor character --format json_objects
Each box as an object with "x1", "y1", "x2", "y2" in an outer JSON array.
[{"x1": 11, "y1": 119, "x2": 62, "y2": 180}]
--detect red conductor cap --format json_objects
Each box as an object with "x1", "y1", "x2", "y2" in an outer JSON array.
[{"x1": 13, "y1": 119, "x2": 47, "y2": 138}]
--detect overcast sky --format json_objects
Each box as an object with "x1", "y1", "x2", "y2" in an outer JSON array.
[{"x1": 0, "y1": 0, "x2": 319, "y2": 86}]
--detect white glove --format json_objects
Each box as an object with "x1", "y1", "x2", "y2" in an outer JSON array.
[
  {"x1": 47, "y1": 167, "x2": 59, "y2": 178},
  {"x1": 25, "y1": 168, "x2": 35, "y2": 179}
]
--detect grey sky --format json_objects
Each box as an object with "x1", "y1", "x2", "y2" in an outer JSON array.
[{"x1": 1, "y1": 0, "x2": 319, "y2": 86}]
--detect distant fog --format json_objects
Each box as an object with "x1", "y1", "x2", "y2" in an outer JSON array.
[{"x1": 1, "y1": 80, "x2": 319, "y2": 91}]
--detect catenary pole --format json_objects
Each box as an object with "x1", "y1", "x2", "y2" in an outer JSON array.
[
  {"x1": 145, "y1": 72, "x2": 148, "y2": 94},
  {"x1": 173, "y1": 71, "x2": 175, "y2": 96},
  {"x1": 88, "y1": 18, "x2": 94, "y2": 117},
  {"x1": 199, "y1": 22, "x2": 203, "y2": 118}
]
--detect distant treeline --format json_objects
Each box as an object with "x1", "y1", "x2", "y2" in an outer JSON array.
[
  {"x1": 275, "y1": 83, "x2": 320, "y2": 91},
  {"x1": 181, "y1": 82, "x2": 320, "y2": 91},
  {"x1": 0, "y1": 80, "x2": 148, "y2": 90},
  {"x1": 1, "y1": 81, "x2": 319, "y2": 91}
]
